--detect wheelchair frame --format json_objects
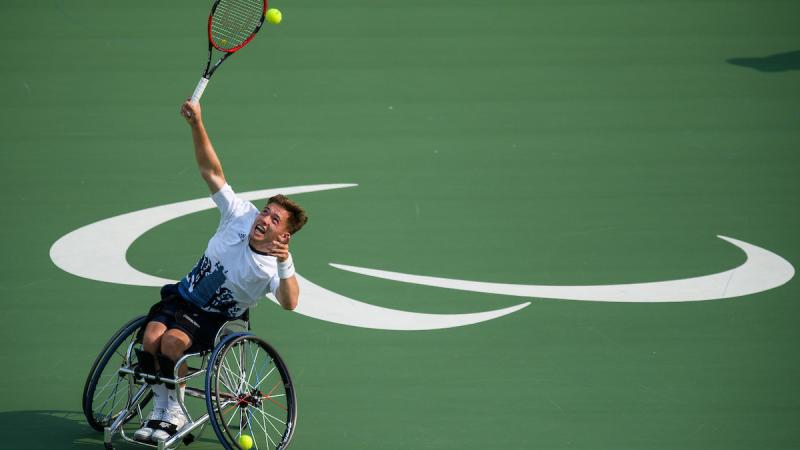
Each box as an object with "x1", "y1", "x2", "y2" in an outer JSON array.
[{"x1": 83, "y1": 314, "x2": 297, "y2": 450}]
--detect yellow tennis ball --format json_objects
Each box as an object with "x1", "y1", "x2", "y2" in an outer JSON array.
[
  {"x1": 266, "y1": 8, "x2": 282, "y2": 25},
  {"x1": 221, "y1": 38, "x2": 228, "y2": 45},
  {"x1": 238, "y1": 434, "x2": 253, "y2": 449}
]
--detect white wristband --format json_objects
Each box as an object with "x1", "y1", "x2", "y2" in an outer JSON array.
[{"x1": 277, "y1": 253, "x2": 295, "y2": 279}]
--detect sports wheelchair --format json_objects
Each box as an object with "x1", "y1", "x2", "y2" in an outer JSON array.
[{"x1": 82, "y1": 312, "x2": 297, "y2": 450}]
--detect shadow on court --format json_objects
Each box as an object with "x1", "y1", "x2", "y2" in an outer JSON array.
[
  {"x1": 0, "y1": 410, "x2": 103, "y2": 449},
  {"x1": 728, "y1": 49, "x2": 800, "y2": 72},
  {"x1": 0, "y1": 410, "x2": 218, "y2": 449}
]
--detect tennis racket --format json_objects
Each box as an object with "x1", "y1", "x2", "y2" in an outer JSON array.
[{"x1": 190, "y1": 0, "x2": 267, "y2": 104}]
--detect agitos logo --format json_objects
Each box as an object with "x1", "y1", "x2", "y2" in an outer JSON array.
[{"x1": 50, "y1": 184, "x2": 795, "y2": 331}]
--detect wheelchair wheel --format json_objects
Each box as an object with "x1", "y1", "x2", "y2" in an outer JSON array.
[
  {"x1": 206, "y1": 334, "x2": 297, "y2": 450},
  {"x1": 82, "y1": 315, "x2": 151, "y2": 431}
]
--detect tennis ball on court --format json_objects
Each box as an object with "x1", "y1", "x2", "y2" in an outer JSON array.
[
  {"x1": 266, "y1": 8, "x2": 282, "y2": 24},
  {"x1": 238, "y1": 434, "x2": 253, "y2": 449}
]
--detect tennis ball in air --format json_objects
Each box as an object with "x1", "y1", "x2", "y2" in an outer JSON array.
[
  {"x1": 238, "y1": 434, "x2": 254, "y2": 449},
  {"x1": 266, "y1": 8, "x2": 282, "y2": 24}
]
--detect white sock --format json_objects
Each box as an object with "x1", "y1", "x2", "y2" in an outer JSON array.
[
  {"x1": 166, "y1": 385, "x2": 186, "y2": 410},
  {"x1": 152, "y1": 384, "x2": 168, "y2": 410}
]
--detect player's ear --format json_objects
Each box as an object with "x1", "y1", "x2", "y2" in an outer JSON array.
[{"x1": 282, "y1": 232, "x2": 291, "y2": 241}]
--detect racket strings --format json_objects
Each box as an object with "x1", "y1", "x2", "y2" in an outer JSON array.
[{"x1": 211, "y1": 0, "x2": 264, "y2": 51}]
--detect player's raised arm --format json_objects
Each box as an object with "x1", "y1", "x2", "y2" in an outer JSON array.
[{"x1": 180, "y1": 101, "x2": 226, "y2": 194}]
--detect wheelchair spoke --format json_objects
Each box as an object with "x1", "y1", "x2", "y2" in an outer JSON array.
[
  {"x1": 209, "y1": 335, "x2": 295, "y2": 450},
  {"x1": 252, "y1": 366, "x2": 277, "y2": 392},
  {"x1": 228, "y1": 348, "x2": 249, "y2": 390},
  {"x1": 225, "y1": 405, "x2": 240, "y2": 428},
  {"x1": 223, "y1": 357, "x2": 259, "y2": 395},
  {"x1": 244, "y1": 408, "x2": 259, "y2": 450},
  {"x1": 94, "y1": 379, "x2": 121, "y2": 411},
  {"x1": 250, "y1": 346, "x2": 273, "y2": 388},
  {"x1": 244, "y1": 407, "x2": 265, "y2": 450},
  {"x1": 219, "y1": 364, "x2": 240, "y2": 394},
  {"x1": 245, "y1": 340, "x2": 272, "y2": 393},
  {"x1": 242, "y1": 341, "x2": 257, "y2": 386},
  {"x1": 84, "y1": 316, "x2": 153, "y2": 433},
  {"x1": 216, "y1": 400, "x2": 239, "y2": 426},
  {"x1": 252, "y1": 403, "x2": 287, "y2": 444},
  {"x1": 249, "y1": 406, "x2": 274, "y2": 450},
  {"x1": 230, "y1": 341, "x2": 245, "y2": 388},
  {"x1": 222, "y1": 362, "x2": 251, "y2": 395},
  {"x1": 92, "y1": 366, "x2": 132, "y2": 423},
  {"x1": 92, "y1": 374, "x2": 120, "y2": 398},
  {"x1": 219, "y1": 362, "x2": 237, "y2": 389},
  {"x1": 260, "y1": 386, "x2": 286, "y2": 411},
  {"x1": 252, "y1": 404, "x2": 287, "y2": 428}
]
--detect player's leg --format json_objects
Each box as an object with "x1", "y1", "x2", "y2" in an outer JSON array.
[
  {"x1": 142, "y1": 321, "x2": 168, "y2": 354},
  {"x1": 150, "y1": 328, "x2": 193, "y2": 442},
  {"x1": 134, "y1": 319, "x2": 173, "y2": 441},
  {"x1": 160, "y1": 328, "x2": 193, "y2": 361},
  {"x1": 149, "y1": 301, "x2": 229, "y2": 441},
  {"x1": 161, "y1": 328, "x2": 193, "y2": 384}
]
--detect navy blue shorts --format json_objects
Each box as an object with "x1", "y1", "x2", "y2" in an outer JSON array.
[{"x1": 145, "y1": 284, "x2": 228, "y2": 353}]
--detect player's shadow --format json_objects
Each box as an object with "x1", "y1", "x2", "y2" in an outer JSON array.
[
  {"x1": 0, "y1": 410, "x2": 184, "y2": 449},
  {"x1": 0, "y1": 410, "x2": 102, "y2": 449},
  {"x1": 0, "y1": 409, "x2": 221, "y2": 449},
  {"x1": 727, "y1": 50, "x2": 800, "y2": 72}
]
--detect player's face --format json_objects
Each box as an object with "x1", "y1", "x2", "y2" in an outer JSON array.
[{"x1": 250, "y1": 203, "x2": 291, "y2": 244}]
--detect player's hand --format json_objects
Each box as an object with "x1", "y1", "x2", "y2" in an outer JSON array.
[
  {"x1": 266, "y1": 234, "x2": 291, "y2": 261},
  {"x1": 180, "y1": 100, "x2": 202, "y2": 125}
]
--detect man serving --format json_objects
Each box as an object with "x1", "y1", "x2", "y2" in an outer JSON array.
[{"x1": 134, "y1": 100, "x2": 308, "y2": 443}]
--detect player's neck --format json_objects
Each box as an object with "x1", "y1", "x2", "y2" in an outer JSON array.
[{"x1": 248, "y1": 238, "x2": 271, "y2": 256}]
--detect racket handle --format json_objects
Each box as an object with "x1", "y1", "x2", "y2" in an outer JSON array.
[{"x1": 190, "y1": 77, "x2": 210, "y2": 104}]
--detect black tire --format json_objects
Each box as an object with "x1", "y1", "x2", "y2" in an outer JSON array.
[
  {"x1": 82, "y1": 315, "x2": 150, "y2": 431},
  {"x1": 206, "y1": 333, "x2": 297, "y2": 450}
]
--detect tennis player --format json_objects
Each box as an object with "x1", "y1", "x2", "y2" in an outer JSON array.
[{"x1": 134, "y1": 100, "x2": 308, "y2": 443}]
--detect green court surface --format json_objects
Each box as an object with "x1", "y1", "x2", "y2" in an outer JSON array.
[{"x1": 1, "y1": 0, "x2": 799, "y2": 449}]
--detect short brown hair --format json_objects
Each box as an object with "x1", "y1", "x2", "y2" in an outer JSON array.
[{"x1": 268, "y1": 194, "x2": 308, "y2": 234}]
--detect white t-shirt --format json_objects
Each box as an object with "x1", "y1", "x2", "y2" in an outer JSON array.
[{"x1": 178, "y1": 184, "x2": 280, "y2": 318}]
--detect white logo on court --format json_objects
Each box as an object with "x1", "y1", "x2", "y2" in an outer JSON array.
[{"x1": 49, "y1": 184, "x2": 794, "y2": 331}]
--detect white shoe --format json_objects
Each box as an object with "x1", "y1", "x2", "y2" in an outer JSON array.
[
  {"x1": 150, "y1": 407, "x2": 189, "y2": 443},
  {"x1": 133, "y1": 407, "x2": 165, "y2": 442}
]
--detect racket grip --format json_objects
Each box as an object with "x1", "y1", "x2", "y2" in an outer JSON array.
[{"x1": 190, "y1": 77, "x2": 209, "y2": 104}]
